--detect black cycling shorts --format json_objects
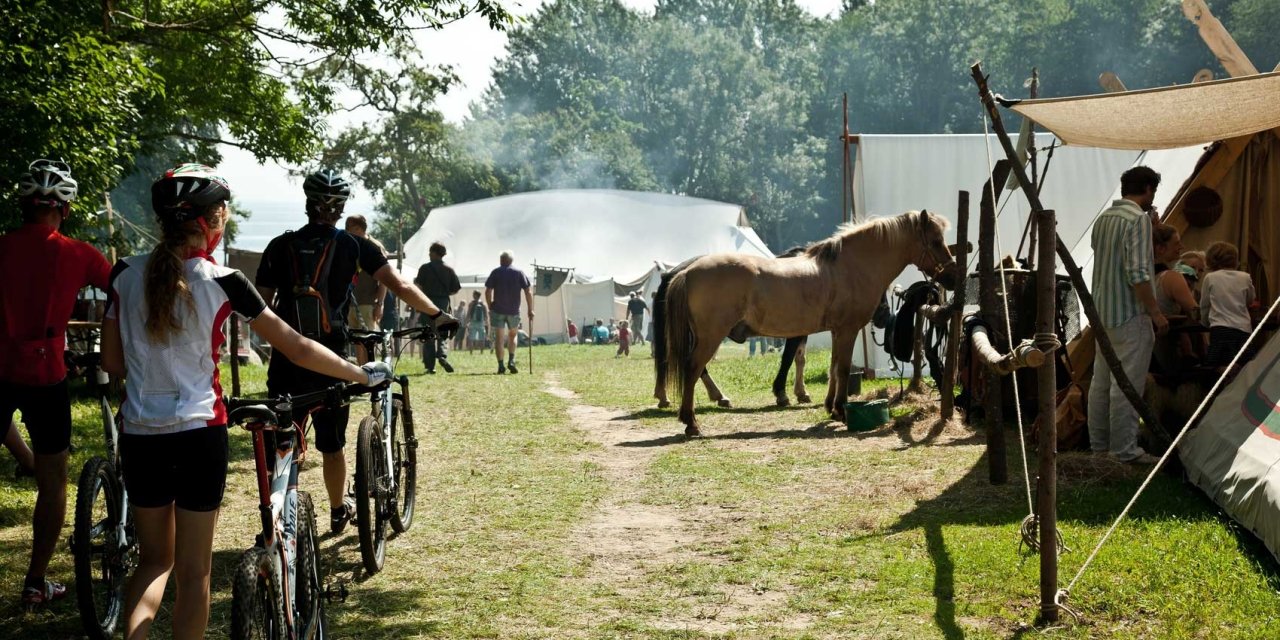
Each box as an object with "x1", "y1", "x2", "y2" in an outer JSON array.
[
  {"x1": 0, "y1": 379, "x2": 73, "y2": 455},
  {"x1": 267, "y1": 351, "x2": 351, "y2": 454},
  {"x1": 121, "y1": 427, "x2": 229, "y2": 512}
]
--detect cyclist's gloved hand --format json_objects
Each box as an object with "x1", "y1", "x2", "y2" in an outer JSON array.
[
  {"x1": 431, "y1": 311, "x2": 460, "y2": 338},
  {"x1": 361, "y1": 361, "x2": 394, "y2": 387}
]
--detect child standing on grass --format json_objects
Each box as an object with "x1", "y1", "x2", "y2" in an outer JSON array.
[
  {"x1": 1201, "y1": 241, "x2": 1258, "y2": 368},
  {"x1": 615, "y1": 320, "x2": 631, "y2": 357}
]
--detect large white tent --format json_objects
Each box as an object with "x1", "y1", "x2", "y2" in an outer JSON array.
[
  {"x1": 402, "y1": 189, "x2": 774, "y2": 342},
  {"x1": 848, "y1": 133, "x2": 1141, "y2": 373}
]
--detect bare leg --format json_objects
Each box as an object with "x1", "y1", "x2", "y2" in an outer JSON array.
[
  {"x1": 125, "y1": 505, "x2": 176, "y2": 639},
  {"x1": 493, "y1": 326, "x2": 507, "y2": 366},
  {"x1": 171, "y1": 508, "x2": 218, "y2": 639},
  {"x1": 322, "y1": 451, "x2": 346, "y2": 510},
  {"x1": 4, "y1": 421, "x2": 34, "y2": 473},
  {"x1": 26, "y1": 450, "x2": 68, "y2": 586}
]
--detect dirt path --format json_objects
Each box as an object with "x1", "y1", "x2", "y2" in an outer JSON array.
[{"x1": 542, "y1": 375, "x2": 802, "y2": 634}]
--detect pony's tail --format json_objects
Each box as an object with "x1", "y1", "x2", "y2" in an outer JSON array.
[
  {"x1": 652, "y1": 272, "x2": 673, "y2": 387},
  {"x1": 664, "y1": 270, "x2": 695, "y2": 401}
]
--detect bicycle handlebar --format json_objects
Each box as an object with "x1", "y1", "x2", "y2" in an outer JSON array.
[{"x1": 226, "y1": 381, "x2": 384, "y2": 431}]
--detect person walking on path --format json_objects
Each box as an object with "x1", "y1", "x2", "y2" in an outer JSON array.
[
  {"x1": 1088, "y1": 166, "x2": 1167, "y2": 466},
  {"x1": 466, "y1": 291, "x2": 488, "y2": 354},
  {"x1": 257, "y1": 168, "x2": 457, "y2": 534},
  {"x1": 414, "y1": 242, "x2": 461, "y2": 373},
  {"x1": 0, "y1": 159, "x2": 111, "y2": 607},
  {"x1": 626, "y1": 292, "x2": 649, "y2": 345},
  {"x1": 484, "y1": 250, "x2": 533, "y2": 374}
]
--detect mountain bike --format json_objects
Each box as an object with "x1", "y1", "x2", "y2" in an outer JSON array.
[
  {"x1": 226, "y1": 382, "x2": 375, "y2": 640},
  {"x1": 347, "y1": 326, "x2": 434, "y2": 575},
  {"x1": 70, "y1": 349, "x2": 136, "y2": 640}
]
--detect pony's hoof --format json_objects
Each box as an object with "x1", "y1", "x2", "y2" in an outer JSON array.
[
  {"x1": 684, "y1": 425, "x2": 703, "y2": 437},
  {"x1": 775, "y1": 396, "x2": 791, "y2": 407},
  {"x1": 796, "y1": 394, "x2": 812, "y2": 404},
  {"x1": 657, "y1": 400, "x2": 671, "y2": 409},
  {"x1": 716, "y1": 398, "x2": 733, "y2": 408}
]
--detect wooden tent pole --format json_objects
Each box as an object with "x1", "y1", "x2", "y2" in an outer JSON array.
[
  {"x1": 939, "y1": 190, "x2": 969, "y2": 419},
  {"x1": 1035, "y1": 209, "x2": 1059, "y2": 623},
  {"x1": 841, "y1": 94, "x2": 873, "y2": 378},
  {"x1": 970, "y1": 61, "x2": 1171, "y2": 444},
  {"x1": 979, "y1": 164, "x2": 1008, "y2": 485}
]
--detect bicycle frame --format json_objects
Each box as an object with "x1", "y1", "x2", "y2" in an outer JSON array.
[
  {"x1": 228, "y1": 384, "x2": 365, "y2": 638},
  {"x1": 351, "y1": 327, "x2": 431, "y2": 506}
]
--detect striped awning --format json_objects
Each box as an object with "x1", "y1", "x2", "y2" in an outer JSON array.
[{"x1": 1009, "y1": 71, "x2": 1280, "y2": 150}]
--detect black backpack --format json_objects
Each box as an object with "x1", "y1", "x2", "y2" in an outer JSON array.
[{"x1": 278, "y1": 228, "x2": 346, "y2": 341}]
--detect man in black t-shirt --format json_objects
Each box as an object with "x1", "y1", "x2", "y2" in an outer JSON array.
[
  {"x1": 414, "y1": 242, "x2": 461, "y2": 373},
  {"x1": 256, "y1": 169, "x2": 458, "y2": 534}
]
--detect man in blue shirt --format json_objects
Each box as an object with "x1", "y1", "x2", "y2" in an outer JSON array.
[{"x1": 484, "y1": 251, "x2": 533, "y2": 374}]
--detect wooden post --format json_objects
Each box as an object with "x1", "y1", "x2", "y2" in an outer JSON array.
[
  {"x1": 940, "y1": 191, "x2": 970, "y2": 419},
  {"x1": 979, "y1": 165, "x2": 1007, "y2": 485},
  {"x1": 1036, "y1": 209, "x2": 1059, "y2": 623},
  {"x1": 970, "y1": 61, "x2": 1171, "y2": 445},
  {"x1": 908, "y1": 319, "x2": 925, "y2": 394},
  {"x1": 103, "y1": 193, "x2": 117, "y2": 264},
  {"x1": 230, "y1": 315, "x2": 241, "y2": 397}
]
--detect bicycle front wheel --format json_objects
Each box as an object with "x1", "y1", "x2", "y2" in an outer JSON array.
[
  {"x1": 295, "y1": 491, "x2": 326, "y2": 639},
  {"x1": 231, "y1": 547, "x2": 286, "y2": 640},
  {"x1": 73, "y1": 457, "x2": 127, "y2": 640},
  {"x1": 354, "y1": 416, "x2": 387, "y2": 575},
  {"x1": 389, "y1": 394, "x2": 417, "y2": 533}
]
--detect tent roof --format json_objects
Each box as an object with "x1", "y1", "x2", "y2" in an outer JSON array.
[
  {"x1": 1010, "y1": 71, "x2": 1280, "y2": 150},
  {"x1": 402, "y1": 189, "x2": 773, "y2": 283}
]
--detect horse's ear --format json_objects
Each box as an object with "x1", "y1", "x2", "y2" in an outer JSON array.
[{"x1": 917, "y1": 209, "x2": 929, "y2": 230}]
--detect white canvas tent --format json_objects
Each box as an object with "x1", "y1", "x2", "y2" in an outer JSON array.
[
  {"x1": 402, "y1": 189, "x2": 774, "y2": 342},
  {"x1": 849, "y1": 133, "x2": 1141, "y2": 373}
]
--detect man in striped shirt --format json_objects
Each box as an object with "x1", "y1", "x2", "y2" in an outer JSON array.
[{"x1": 1088, "y1": 166, "x2": 1167, "y2": 465}]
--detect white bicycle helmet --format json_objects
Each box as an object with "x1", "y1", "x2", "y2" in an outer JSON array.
[{"x1": 18, "y1": 159, "x2": 78, "y2": 207}]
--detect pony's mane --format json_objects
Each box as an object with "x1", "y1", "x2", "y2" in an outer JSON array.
[{"x1": 804, "y1": 211, "x2": 948, "y2": 262}]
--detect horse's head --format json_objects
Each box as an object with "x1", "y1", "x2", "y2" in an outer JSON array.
[{"x1": 911, "y1": 210, "x2": 961, "y2": 290}]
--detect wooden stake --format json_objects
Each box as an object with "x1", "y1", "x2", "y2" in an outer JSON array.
[
  {"x1": 1035, "y1": 209, "x2": 1059, "y2": 623},
  {"x1": 939, "y1": 191, "x2": 969, "y2": 420},
  {"x1": 970, "y1": 61, "x2": 1171, "y2": 445}
]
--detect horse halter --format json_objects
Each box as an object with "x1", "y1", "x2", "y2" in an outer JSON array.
[{"x1": 915, "y1": 227, "x2": 955, "y2": 282}]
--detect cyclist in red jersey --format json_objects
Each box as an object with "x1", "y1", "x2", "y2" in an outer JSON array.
[
  {"x1": 101, "y1": 164, "x2": 391, "y2": 639},
  {"x1": 0, "y1": 159, "x2": 111, "y2": 607}
]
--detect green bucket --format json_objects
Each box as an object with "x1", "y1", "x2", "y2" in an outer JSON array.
[{"x1": 844, "y1": 399, "x2": 890, "y2": 431}]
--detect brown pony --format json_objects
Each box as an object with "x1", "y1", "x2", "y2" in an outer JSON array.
[{"x1": 664, "y1": 210, "x2": 960, "y2": 436}]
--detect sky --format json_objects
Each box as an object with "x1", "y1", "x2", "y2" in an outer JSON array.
[{"x1": 217, "y1": 0, "x2": 845, "y2": 210}]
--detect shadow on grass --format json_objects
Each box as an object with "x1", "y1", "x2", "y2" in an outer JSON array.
[{"x1": 879, "y1": 444, "x2": 1280, "y2": 636}]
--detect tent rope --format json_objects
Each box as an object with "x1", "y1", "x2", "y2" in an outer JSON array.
[
  {"x1": 981, "y1": 112, "x2": 1068, "y2": 556},
  {"x1": 1057, "y1": 293, "x2": 1280, "y2": 612}
]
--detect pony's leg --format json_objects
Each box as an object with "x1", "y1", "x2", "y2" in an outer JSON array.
[
  {"x1": 773, "y1": 337, "x2": 801, "y2": 406},
  {"x1": 827, "y1": 330, "x2": 858, "y2": 421},
  {"x1": 701, "y1": 371, "x2": 732, "y2": 408},
  {"x1": 654, "y1": 360, "x2": 671, "y2": 409},
  {"x1": 794, "y1": 340, "x2": 810, "y2": 403},
  {"x1": 680, "y1": 340, "x2": 721, "y2": 437}
]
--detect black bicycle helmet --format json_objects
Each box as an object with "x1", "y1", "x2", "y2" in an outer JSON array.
[
  {"x1": 302, "y1": 168, "x2": 352, "y2": 205},
  {"x1": 151, "y1": 163, "x2": 231, "y2": 222},
  {"x1": 18, "y1": 159, "x2": 78, "y2": 207}
]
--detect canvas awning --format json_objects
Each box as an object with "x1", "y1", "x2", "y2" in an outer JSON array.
[{"x1": 1009, "y1": 71, "x2": 1280, "y2": 150}]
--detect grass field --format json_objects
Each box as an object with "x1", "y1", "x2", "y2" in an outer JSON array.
[{"x1": 1, "y1": 342, "x2": 1278, "y2": 639}]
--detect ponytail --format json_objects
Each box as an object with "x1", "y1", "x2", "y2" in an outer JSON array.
[{"x1": 143, "y1": 203, "x2": 223, "y2": 340}]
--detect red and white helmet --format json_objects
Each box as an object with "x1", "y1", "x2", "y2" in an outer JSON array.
[{"x1": 18, "y1": 159, "x2": 78, "y2": 207}]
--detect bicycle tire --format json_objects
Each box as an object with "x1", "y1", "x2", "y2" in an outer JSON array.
[
  {"x1": 389, "y1": 394, "x2": 417, "y2": 533},
  {"x1": 231, "y1": 546, "x2": 286, "y2": 640},
  {"x1": 295, "y1": 491, "x2": 326, "y2": 639},
  {"x1": 73, "y1": 457, "x2": 126, "y2": 640},
  {"x1": 354, "y1": 416, "x2": 386, "y2": 575}
]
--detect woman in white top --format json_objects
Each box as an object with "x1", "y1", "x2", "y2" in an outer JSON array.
[
  {"x1": 102, "y1": 164, "x2": 388, "y2": 640},
  {"x1": 1201, "y1": 241, "x2": 1258, "y2": 368}
]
